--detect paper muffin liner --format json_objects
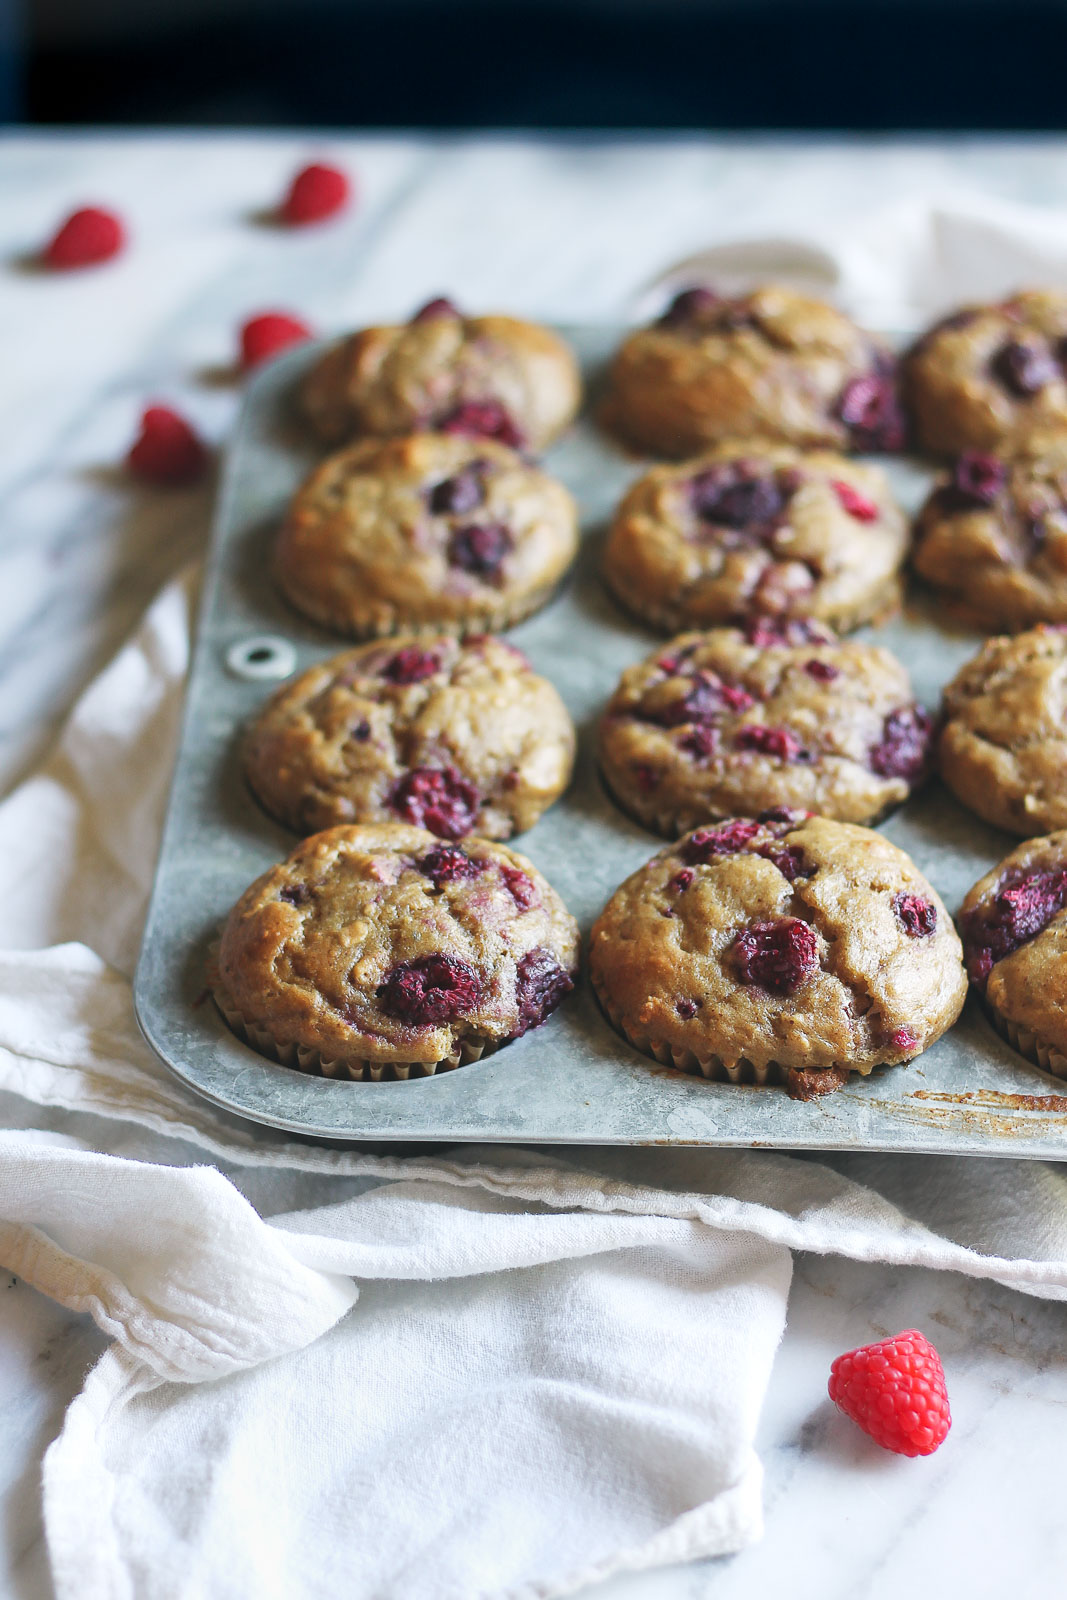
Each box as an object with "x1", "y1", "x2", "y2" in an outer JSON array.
[
  {"x1": 592, "y1": 970, "x2": 787, "y2": 1088},
  {"x1": 984, "y1": 994, "x2": 1067, "y2": 1080},
  {"x1": 209, "y1": 954, "x2": 502, "y2": 1083},
  {"x1": 279, "y1": 579, "x2": 565, "y2": 643}
]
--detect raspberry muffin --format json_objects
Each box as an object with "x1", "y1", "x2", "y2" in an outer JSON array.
[
  {"x1": 939, "y1": 626, "x2": 1067, "y2": 836},
  {"x1": 601, "y1": 444, "x2": 907, "y2": 634},
  {"x1": 590, "y1": 815, "x2": 966, "y2": 1099},
  {"x1": 959, "y1": 832, "x2": 1067, "y2": 1077},
  {"x1": 300, "y1": 297, "x2": 581, "y2": 453},
  {"x1": 912, "y1": 436, "x2": 1067, "y2": 631},
  {"x1": 904, "y1": 291, "x2": 1067, "y2": 456},
  {"x1": 276, "y1": 432, "x2": 579, "y2": 638},
  {"x1": 213, "y1": 823, "x2": 579, "y2": 1081},
  {"x1": 602, "y1": 285, "x2": 906, "y2": 460},
  {"x1": 599, "y1": 625, "x2": 931, "y2": 835},
  {"x1": 244, "y1": 635, "x2": 575, "y2": 840}
]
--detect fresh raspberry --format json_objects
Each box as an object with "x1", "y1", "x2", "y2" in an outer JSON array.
[
  {"x1": 279, "y1": 162, "x2": 351, "y2": 226},
  {"x1": 389, "y1": 766, "x2": 480, "y2": 839},
  {"x1": 892, "y1": 892, "x2": 938, "y2": 938},
  {"x1": 869, "y1": 705, "x2": 932, "y2": 785},
  {"x1": 126, "y1": 405, "x2": 208, "y2": 486},
  {"x1": 659, "y1": 286, "x2": 722, "y2": 326},
  {"x1": 501, "y1": 865, "x2": 539, "y2": 910},
  {"x1": 992, "y1": 339, "x2": 1058, "y2": 398},
  {"x1": 836, "y1": 372, "x2": 906, "y2": 452},
  {"x1": 949, "y1": 450, "x2": 1005, "y2": 508},
  {"x1": 429, "y1": 465, "x2": 486, "y2": 515},
  {"x1": 831, "y1": 479, "x2": 879, "y2": 522},
  {"x1": 682, "y1": 819, "x2": 763, "y2": 864},
  {"x1": 412, "y1": 296, "x2": 460, "y2": 323},
  {"x1": 439, "y1": 400, "x2": 524, "y2": 449},
  {"x1": 447, "y1": 521, "x2": 513, "y2": 579},
  {"x1": 239, "y1": 311, "x2": 313, "y2": 369},
  {"x1": 44, "y1": 206, "x2": 125, "y2": 269},
  {"x1": 416, "y1": 845, "x2": 481, "y2": 886},
  {"x1": 377, "y1": 954, "x2": 481, "y2": 1025},
  {"x1": 828, "y1": 1330, "x2": 951, "y2": 1457},
  {"x1": 730, "y1": 918, "x2": 818, "y2": 995},
  {"x1": 380, "y1": 646, "x2": 441, "y2": 685},
  {"x1": 511, "y1": 948, "x2": 573, "y2": 1037},
  {"x1": 735, "y1": 724, "x2": 803, "y2": 761},
  {"x1": 804, "y1": 658, "x2": 839, "y2": 683}
]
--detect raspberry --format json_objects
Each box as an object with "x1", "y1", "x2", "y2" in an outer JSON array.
[
  {"x1": 829, "y1": 1330, "x2": 951, "y2": 1457},
  {"x1": 992, "y1": 339, "x2": 1058, "y2": 398},
  {"x1": 126, "y1": 405, "x2": 207, "y2": 486},
  {"x1": 412, "y1": 297, "x2": 460, "y2": 323},
  {"x1": 44, "y1": 206, "x2": 125, "y2": 269},
  {"x1": 676, "y1": 998, "x2": 700, "y2": 1018},
  {"x1": 659, "y1": 286, "x2": 721, "y2": 326},
  {"x1": 279, "y1": 162, "x2": 351, "y2": 226},
  {"x1": 889, "y1": 1025, "x2": 920, "y2": 1053},
  {"x1": 380, "y1": 647, "x2": 441, "y2": 685},
  {"x1": 869, "y1": 705, "x2": 932, "y2": 784},
  {"x1": 440, "y1": 400, "x2": 524, "y2": 449},
  {"x1": 429, "y1": 465, "x2": 485, "y2": 515},
  {"x1": 893, "y1": 892, "x2": 937, "y2": 938},
  {"x1": 950, "y1": 450, "x2": 1005, "y2": 508},
  {"x1": 690, "y1": 466, "x2": 785, "y2": 536},
  {"x1": 668, "y1": 868, "x2": 695, "y2": 893},
  {"x1": 240, "y1": 311, "x2": 313, "y2": 369},
  {"x1": 351, "y1": 720, "x2": 371, "y2": 741},
  {"x1": 960, "y1": 865, "x2": 1067, "y2": 987},
  {"x1": 683, "y1": 819, "x2": 763, "y2": 864},
  {"x1": 389, "y1": 766, "x2": 480, "y2": 839},
  {"x1": 448, "y1": 521, "x2": 513, "y2": 579},
  {"x1": 512, "y1": 948, "x2": 574, "y2": 1037},
  {"x1": 645, "y1": 672, "x2": 754, "y2": 728},
  {"x1": 416, "y1": 845, "x2": 481, "y2": 886},
  {"x1": 679, "y1": 725, "x2": 719, "y2": 760},
  {"x1": 279, "y1": 883, "x2": 310, "y2": 906},
  {"x1": 757, "y1": 843, "x2": 811, "y2": 882},
  {"x1": 836, "y1": 372, "x2": 906, "y2": 452},
  {"x1": 735, "y1": 724, "x2": 803, "y2": 761},
  {"x1": 501, "y1": 865, "x2": 539, "y2": 910},
  {"x1": 804, "y1": 658, "x2": 839, "y2": 683},
  {"x1": 631, "y1": 763, "x2": 661, "y2": 793},
  {"x1": 743, "y1": 617, "x2": 830, "y2": 648},
  {"x1": 831, "y1": 479, "x2": 879, "y2": 522},
  {"x1": 730, "y1": 918, "x2": 818, "y2": 995},
  {"x1": 757, "y1": 805, "x2": 810, "y2": 828},
  {"x1": 377, "y1": 954, "x2": 481, "y2": 1025}
]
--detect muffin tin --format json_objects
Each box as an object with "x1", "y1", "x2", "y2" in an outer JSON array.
[{"x1": 133, "y1": 327, "x2": 1067, "y2": 1154}]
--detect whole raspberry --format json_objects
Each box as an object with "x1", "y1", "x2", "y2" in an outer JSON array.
[
  {"x1": 44, "y1": 206, "x2": 125, "y2": 269},
  {"x1": 380, "y1": 646, "x2": 441, "y2": 685},
  {"x1": 279, "y1": 162, "x2": 351, "y2": 226},
  {"x1": 831, "y1": 479, "x2": 879, "y2": 522},
  {"x1": 439, "y1": 401, "x2": 525, "y2": 449},
  {"x1": 730, "y1": 917, "x2": 818, "y2": 995},
  {"x1": 416, "y1": 845, "x2": 481, "y2": 886},
  {"x1": 389, "y1": 765, "x2": 480, "y2": 839},
  {"x1": 126, "y1": 406, "x2": 208, "y2": 486},
  {"x1": 512, "y1": 948, "x2": 574, "y2": 1037},
  {"x1": 240, "y1": 311, "x2": 313, "y2": 369},
  {"x1": 377, "y1": 954, "x2": 481, "y2": 1025},
  {"x1": 829, "y1": 1330, "x2": 951, "y2": 1457}
]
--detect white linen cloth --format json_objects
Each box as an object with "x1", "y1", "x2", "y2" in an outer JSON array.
[{"x1": 9, "y1": 185, "x2": 1067, "y2": 1598}]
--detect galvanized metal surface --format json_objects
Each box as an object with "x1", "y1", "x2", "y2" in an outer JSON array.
[{"x1": 134, "y1": 327, "x2": 1067, "y2": 1155}]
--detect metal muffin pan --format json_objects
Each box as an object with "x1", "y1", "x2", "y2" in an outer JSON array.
[{"x1": 134, "y1": 326, "x2": 1067, "y2": 1154}]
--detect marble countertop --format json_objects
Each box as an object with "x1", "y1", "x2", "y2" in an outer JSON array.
[{"x1": 4, "y1": 131, "x2": 1067, "y2": 1599}]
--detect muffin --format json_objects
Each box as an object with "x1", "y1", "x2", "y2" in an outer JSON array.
[
  {"x1": 601, "y1": 443, "x2": 907, "y2": 634},
  {"x1": 213, "y1": 823, "x2": 579, "y2": 1081},
  {"x1": 904, "y1": 291, "x2": 1067, "y2": 456},
  {"x1": 958, "y1": 832, "x2": 1067, "y2": 1077},
  {"x1": 939, "y1": 626, "x2": 1067, "y2": 835},
  {"x1": 590, "y1": 815, "x2": 966, "y2": 1099},
  {"x1": 300, "y1": 296, "x2": 581, "y2": 453},
  {"x1": 912, "y1": 435, "x2": 1067, "y2": 630},
  {"x1": 598, "y1": 625, "x2": 931, "y2": 835},
  {"x1": 244, "y1": 634, "x2": 575, "y2": 840},
  {"x1": 601, "y1": 284, "x2": 906, "y2": 459},
  {"x1": 276, "y1": 432, "x2": 579, "y2": 638}
]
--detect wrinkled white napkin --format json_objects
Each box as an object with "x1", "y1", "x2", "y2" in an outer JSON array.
[{"x1": 11, "y1": 198, "x2": 1067, "y2": 1599}]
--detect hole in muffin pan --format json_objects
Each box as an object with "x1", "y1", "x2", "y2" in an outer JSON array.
[{"x1": 225, "y1": 635, "x2": 298, "y2": 681}]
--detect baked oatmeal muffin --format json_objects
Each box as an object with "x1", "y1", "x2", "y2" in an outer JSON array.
[
  {"x1": 244, "y1": 634, "x2": 575, "y2": 840},
  {"x1": 213, "y1": 822, "x2": 579, "y2": 1080},
  {"x1": 959, "y1": 831, "x2": 1067, "y2": 1077},
  {"x1": 602, "y1": 285, "x2": 906, "y2": 460},
  {"x1": 599, "y1": 625, "x2": 931, "y2": 835},
  {"x1": 300, "y1": 296, "x2": 581, "y2": 452},
  {"x1": 601, "y1": 443, "x2": 907, "y2": 634},
  {"x1": 912, "y1": 435, "x2": 1067, "y2": 631},
  {"x1": 904, "y1": 291, "x2": 1067, "y2": 456},
  {"x1": 276, "y1": 432, "x2": 579, "y2": 638},
  {"x1": 590, "y1": 815, "x2": 966, "y2": 1099},
  {"x1": 939, "y1": 626, "x2": 1067, "y2": 836}
]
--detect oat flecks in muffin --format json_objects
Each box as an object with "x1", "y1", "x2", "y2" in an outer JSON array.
[
  {"x1": 214, "y1": 822, "x2": 579, "y2": 1078},
  {"x1": 589, "y1": 815, "x2": 966, "y2": 1097},
  {"x1": 598, "y1": 625, "x2": 931, "y2": 835},
  {"x1": 300, "y1": 299, "x2": 581, "y2": 452},
  {"x1": 276, "y1": 432, "x2": 579, "y2": 638},
  {"x1": 601, "y1": 443, "x2": 907, "y2": 635},
  {"x1": 245, "y1": 634, "x2": 575, "y2": 840},
  {"x1": 603, "y1": 284, "x2": 905, "y2": 459}
]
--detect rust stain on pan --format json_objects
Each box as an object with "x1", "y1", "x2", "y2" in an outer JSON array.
[
  {"x1": 856, "y1": 1086, "x2": 1067, "y2": 1139},
  {"x1": 911, "y1": 1089, "x2": 1067, "y2": 1114}
]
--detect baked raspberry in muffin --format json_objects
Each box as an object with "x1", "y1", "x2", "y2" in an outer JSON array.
[
  {"x1": 904, "y1": 291, "x2": 1067, "y2": 455},
  {"x1": 598, "y1": 625, "x2": 931, "y2": 835},
  {"x1": 959, "y1": 831, "x2": 1067, "y2": 1078},
  {"x1": 602, "y1": 285, "x2": 906, "y2": 459},
  {"x1": 912, "y1": 434, "x2": 1067, "y2": 631},
  {"x1": 276, "y1": 432, "x2": 579, "y2": 637},
  {"x1": 601, "y1": 443, "x2": 907, "y2": 634},
  {"x1": 300, "y1": 297, "x2": 581, "y2": 452},
  {"x1": 213, "y1": 823, "x2": 579, "y2": 1080},
  {"x1": 589, "y1": 815, "x2": 966, "y2": 1099},
  {"x1": 244, "y1": 634, "x2": 575, "y2": 839}
]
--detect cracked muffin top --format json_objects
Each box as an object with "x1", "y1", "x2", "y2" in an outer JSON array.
[
  {"x1": 215, "y1": 822, "x2": 580, "y2": 1069},
  {"x1": 904, "y1": 291, "x2": 1067, "y2": 456},
  {"x1": 589, "y1": 814, "x2": 966, "y2": 1097},
  {"x1": 300, "y1": 296, "x2": 581, "y2": 452},
  {"x1": 244, "y1": 634, "x2": 575, "y2": 841},
  {"x1": 601, "y1": 442, "x2": 908, "y2": 635},
  {"x1": 602, "y1": 284, "x2": 906, "y2": 459}
]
